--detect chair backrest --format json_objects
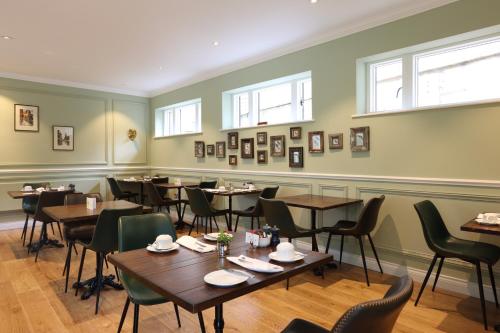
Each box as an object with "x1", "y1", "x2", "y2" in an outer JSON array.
[
  {"x1": 353, "y1": 195, "x2": 385, "y2": 234},
  {"x1": 34, "y1": 191, "x2": 67, "y2": 222},
  {"x1": 21, "y1": 182, "x2": 50, "y2": 213},
  {"x1": 106, "y1": 177, "x2": 123, "y2": 197},
  {"x1": 199, "y1": 180, "x2": 218, "y2": 203},
  {"x1": 253, "y1": 186, "x2": 280, "y2": 216},
  {"x1": 144, "y1": 181, "x2": 163, "y2": 206},
  {"x1": 88, "y1": 207, "x2": 143, "y2": 254},
  {"x1": 151, "y1": 176, "x2": 169, "y2": 184},
  {"x1": 413, "y1": 200, "x2": 451, "y2": 254},
  {"x1": 184, "y1": 187, "x2": 213, "y2": 217},
  {"x1": 65, "y1": 192, "x2": 103, "y2": 205},
  {"x1": 331, "y1": 276, "x2": 413, "y2": 333},
  {"x1": 118, "y1": 213, "x2": 177, "y2": 252},
  {"x1": 260, "y1": 198, "x2": 301, "y2": 238}
]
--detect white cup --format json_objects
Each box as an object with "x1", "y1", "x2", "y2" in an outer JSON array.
[
  {"x1": 23, "y1": 185, "x2": 33, "y2": 191},
  {"x1": 218, "y1": 186, "x2": 226, "y2": 191},
  {"x1": 174, "y1": 178, "x2": 182, "y2": 186},
  {"x1": 154, "y1": 234, "x2": 173, "y2": 250},
  {"x1": 276, "y1": 242, "x2": 295, "y2": 260},
  {"x1": 248, "y1": 184, "x2": 256, "y2": 190}
]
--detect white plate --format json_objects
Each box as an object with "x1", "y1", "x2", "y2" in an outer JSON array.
[
  {"x1": 203, "y1": 232, "x2": 232, "y2": 241},
  {"x1": 204, "y1": 270, "x2": 249, "y2": 287},
  {"x1": 269, "y1": 251, "x2": 305, "y2": 263},
  {"x1": 146, "y1": 243, "x2": 180, "y2": 253}
]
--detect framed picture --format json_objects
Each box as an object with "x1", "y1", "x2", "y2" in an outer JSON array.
[
  {"x1": 228, "y1": 132, "x2": 238, "y2": 149},
  {"x1": 270, "y1": 135, "x2": 286, "y2": 157},
  {"x1": 52, "y1": 126, "x2": 74, "y2": 151},
  {"x1": 308, "y1": 131, "x2": 324, "y2": 153},
  {"x1": 289, "y1": 147, "x2": 304, "y2": 168},
  {"x1": 207, "y1": 144, "x2": 215, "y2": 155},
  {"x1": 14, "y1": 104, "x2": 39, "y2": 132},
  {"x1": 216, "y1": 141, "x2": 226, "y2": 158},
  {"x1": 290, "y1": 126, "x2": 301, "y2": 140},
  {"x1": 257, "y1": 150, "x2": 268, "y2": 164},
  {"x1": 194, "y1": 141, "x2": 205, "y2": 157},
  {"x1": 328, "y1": 133, "x2": 343, "y2": 150},
  {"x1": 256, "y1": 132, "x2": 267, "y2": 145},
  {"x1": 350, "y1": 127, "x2": 370, "y2": 152},
  {"x1": 229, "y1": 155, "x2": 237, "y2": 166},
  {"x1": 241, "y1": 138, "x2": 254, "y2": 159}
]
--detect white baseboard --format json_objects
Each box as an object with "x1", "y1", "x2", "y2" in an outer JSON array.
[{"x1": 294, "y1": 239, "x2": 499, "y2": 303}]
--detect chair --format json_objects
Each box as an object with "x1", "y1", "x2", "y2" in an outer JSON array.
[
  {"x1": 117, "y1": 213, "x2": 206, "y2": 333},
  {"x1": 414, "y1": 200, "x2": 500, "y2": 330},
  {"x1": 62, "y1": 192, "x2": 102, "y2": 293},
  {"x1": 180, "y1": 180, "x2": 218, "y2": 221},
  {"x1": 75, "y1": 206, "x2": 143, "y2": 314},
  {"x1": 233, "y1": 186, "x2": 279, "y2": 231},
  {"x1": 321, "y1": 195, "x2": 385, "y2": 286},
  {"x1": 281, "y1": 276, "x2": 413, "y2": 333},
  {"x1": 107, "y1": 177, "x2": 139, "y2": 202},
  {"x1": 27, "y1": 191, "x2": 67, "y2": 261},
  {"x1": 20, "y1": 182, "x2": 50, "y2": 246},
  {"x1": 144, "y1": 182, "x2": 178, "y2": 213},
  {"x1": 184, "y1": 187, "x2": 228, "y2": 235},
  {"x1": 151, "y1": 176, "x2": 169, "y2": 199}
]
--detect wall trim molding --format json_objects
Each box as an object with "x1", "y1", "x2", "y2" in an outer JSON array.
[
  {"x1": 150, "y1": 166, "x2": 500, "y2": 189},
  {"x1": 0, "y1": 165, "x2": 150, "y2": 177}
]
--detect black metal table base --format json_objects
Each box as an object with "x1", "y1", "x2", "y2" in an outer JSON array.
[
  {"x1": 73, "y1": 274, "x2": 123, "y2": 300},
  {"x1": 29, "y1": 238, "x2": 64, "y2": 253},
  {"x1": 214, "y1": 304, "x2": 224, "y2": 333}
]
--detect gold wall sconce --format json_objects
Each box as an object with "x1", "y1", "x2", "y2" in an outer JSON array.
[{"x1": 128, "y1": 128, "x2": 137, "y2": 141}]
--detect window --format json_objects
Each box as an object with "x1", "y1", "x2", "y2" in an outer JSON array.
[
  {"x1": 155, "y1": 98, "x2": 201, "y2": 137},
  {"x1": 358, "y1": 26, "x2": 500, "y2": 114},
  {"x1": 222, "y1": 71, "x2": 312, "y2": 129}
]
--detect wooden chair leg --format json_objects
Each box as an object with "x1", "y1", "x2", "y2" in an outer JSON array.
[
  {"x1": 415, "y1": 253, "x2": 438, "y2": 306},
  {"x1": 198, "y1": 312, "x2": 206, "y2": 333},
  {"x1": 325, "y1": 233, "x2": 332, "y2": 254},
  {"x1": 234, "y1": 215, "x2": 240, "y2": 232},
  {"x1": 117, "y1": 297, "x2": 130, "y2": 333},
  {"x1": 358, "y1": 237, "x2": 369, "y2": 286},
  {"x1": 367, "y1": 234, "x2": 383, "y2": 274},
  {"x1": 133, "y1": 304, "x2": 140, "y2": 333},
  {"x1": 488, "y1": 264, "x2": 499, "y2": 308},
  {"x1": 95, "y1": 252, "x2": 104, "y2": 314},
  {"x1": 432, "y1": 257, "x2": 444, "y2": 291},
  {"x1": 75, "y1": 247, "x2": 87, "y2": 296},
  {"x1": 173, "y1": 303, "x2": 181, "y2": 328},
  {"x1": 339, "y1": 235, "x2": 344, "y2": 266},
  {"x1": 475, "y1": 262, "x2": 488, "y2": 330}
]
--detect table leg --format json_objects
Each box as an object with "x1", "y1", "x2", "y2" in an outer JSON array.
[
  {"x1": 175, "y1": 188, "x2": 185, "y2": 229},
  {"x1": 228, "y1": 196, "x2": 233, "y2": 231},
  {"x1": 214, "y1": 304, "x2": 224, "y2": 333}
]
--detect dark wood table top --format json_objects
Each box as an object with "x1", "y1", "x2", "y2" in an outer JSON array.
[
  {"x1": 8, "y1": 189, "x2": 74, "y2": 199},
  {"x1": 203, "y1": 188, "x2": 262, "y2": 197},
  {"x1": 461, "y1": 220, "x2": 500, "y2": 236},
  {"x1": 278, "y1": 194, "x2": 363, "y2": 210},
  {"x1": 43, "y1": 200, "x2": 152, "y2": 224},
  {"x1": 155, "y1": 182, "x2": 199, "y2": 189},
  {"x1": 108, "y1": 233, "x2": 332, "y2": 313}
]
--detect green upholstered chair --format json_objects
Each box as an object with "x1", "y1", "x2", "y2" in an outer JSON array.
[
  {"x1": 117, "y1": 213, "x2": 205, "y2": 333},
  {"x1": 414, "y1": 200, "x2": 500, "y2": 330},
  {"x1": 281, "y1": 276, "x2": 413, "y2": 333},
  {"x1": 233, "y1": 186, "x2": 279, "y2": 231},
  {"x1": 106, "y1": 177, "x2": 139, "y2": 202},
  {"x1": 20, "y1": 182, "x2": 50, "y2": 246},
  {"x1": 184, "y1": 187, "x2": 228, "y2": 235},
  {"x1": 321, "y1": 195, "x2": 385, "y2": 286}
]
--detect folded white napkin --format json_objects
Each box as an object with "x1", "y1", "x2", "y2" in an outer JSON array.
[
  {"x1": 36, "y1": 187, "x2": 45, "y2": 192},
  {"x1": 227, "y1": 255, "x2": 284, "y2": 273},
  {"x1": 176, "y1": 236, "x2": 216, "y2": 253}
]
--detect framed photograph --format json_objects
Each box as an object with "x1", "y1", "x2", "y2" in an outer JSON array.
[
  {"x1": 14, "y1": 104, "x2": 39, "y2": 132},
  {"x1": 350, "y1": 127, "x2": 370, "y2": 152},
  {"x1": 256, "y1": 132, "x2": 267, "y2": 145},
  {"x1": 229, "y1": 155, "x2": 237, "y2": 166},
  {"x1": 328, "y1": 133, "x2": 343, "y2": 150},
  {"x1": 270, "y1": 135, "x2": 286, "y2": 157},
  {"x1": 289, "y1": 147, "x2": 304, "y2": 168},
  {"x1": 290, "y1": 126, "x2": 301, "y2": 140},
  {"x1": 52, "y1": 126, "x2": 74, "y2": 151},
  {"x1": 228, "y1": 132, "x2": 238, "y2": 149},
  {"x1": 308, "y1": 131, "x2": 324, "y2": 153},
  {"x1": 257, "y1": 150, "x2": 268, "y2": 164},
  {"x1": 207, "y1": 144, "x2": 215, "y2": 155},
  {"x1": 215, "y1": 141, "x2": 226, "y2": 158},
  {"x1": 241, "y1": 138, "x2": 254, "y2": 159},
  {"x1": 194, "y1": 141, "x2": 205, "y2": 157}
]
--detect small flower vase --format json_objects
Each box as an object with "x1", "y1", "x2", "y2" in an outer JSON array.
[{"x1": 217, "y1": 241, "x2": 230, "y2": 258}]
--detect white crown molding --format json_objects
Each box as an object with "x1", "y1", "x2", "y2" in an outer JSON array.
[
  {"x1": 0, "y1": 72, "x2": 149, "y2": 97},
  {"x1": 149, "y1": 0, "x2": 457, "y2": 97}
]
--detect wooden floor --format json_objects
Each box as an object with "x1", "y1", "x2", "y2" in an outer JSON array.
[{"x1": 0, "y1": 225, "x2": 498, "y2": 333}]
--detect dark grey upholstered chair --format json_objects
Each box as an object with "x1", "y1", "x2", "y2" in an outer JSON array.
[{"x1": 233, "y1": 186, "x2": 279, "y2": 231}]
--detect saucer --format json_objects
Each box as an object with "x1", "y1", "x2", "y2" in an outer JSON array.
[
  {"x1": 146, "y1": 243, "x2": 180, "y2": 253},
  {"x1": 269, "y1": 251, "x2": 305, "y2": 263}
]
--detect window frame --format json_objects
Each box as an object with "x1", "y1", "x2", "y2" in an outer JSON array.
[{"x1": 154, "y1": 98, "x2": 202, "y2": 138}]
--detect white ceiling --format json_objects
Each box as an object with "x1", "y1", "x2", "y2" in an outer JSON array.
[{"x1": 0, "y1": 0, "x2": 455, "y2": 97}]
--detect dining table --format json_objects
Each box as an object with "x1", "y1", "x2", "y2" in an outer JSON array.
[
  {"x1": 108, "y1": 232, "x2": 332, "y2": 333},
  {"x1": 43, "y1": 200, "x2": 152, "y2": 299},
  {"x1": 117, "y1": 177, "x2": 152, "y2": 204}
]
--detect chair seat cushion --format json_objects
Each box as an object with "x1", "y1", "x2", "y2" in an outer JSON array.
[
  {"x1": 439, "y1": 237, "x2": 500, "y2": 265},
  {"x1": 234, "y1": 206, "x2": 256, "y2": 217},
  {"x1": 281, "y1": 318, "x2": 329, "y2": 333},
  {"x1": 121, "y1": 273, "x2": 167, "y2": 305},
  {"x1": 295, "y1": 225, "x2": 320, "y2": 238},
  {"x1": 65, "y1": 224, "x2": 95, "y2": 241},
  {"x1": 322, "y1": 220, "x2": 357, "y2": 235},
  {"x1": 22, "y1": 202, "x2": 37, "y2": 215}
]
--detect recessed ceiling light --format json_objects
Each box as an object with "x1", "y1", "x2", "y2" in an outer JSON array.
[
  {"x1": 159, "y1": 66, "x2": 163, "y2": 70},
  {"x1": 1, "y1": 35, "x2": 14, "y2": 40},
  {"x1": 213, "y1": 41, "x2": 219, "y2": 47},
  {"x1": 310, "y1": 0, "x2": 318, "y2": 3}
]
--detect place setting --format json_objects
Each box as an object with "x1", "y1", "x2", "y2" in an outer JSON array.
[
  {"x1": 475, "y1": 213, "x2": 500, "y2": 225},
  {"x1": 176, "y1": 235, "x2": 216, "y2": 253},
  {"x1": 268, "y1": 242, "x2": 306, "y2": 263},
  {"x1": 147, "y1": 234, "x2": 180, "y2": 253}
]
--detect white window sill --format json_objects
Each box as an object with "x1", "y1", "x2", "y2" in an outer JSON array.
[
  {"x1": 220, "y1": 119, "x2": 315, "y2": 132},
  {"x1": 153, "y1": 132, "x2": 203, "y2": 139},
  {"x1": 352, "y1": 98, "x2": 500, "y2": 119}
]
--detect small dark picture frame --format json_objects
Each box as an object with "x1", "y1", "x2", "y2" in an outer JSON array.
[
  {"x1": 270, "y1": 135, "x2": 286, "y2": 157},
  {"x1": 257, "y1": 150, "x2": 268, "y2": 164},
  {"x1": 256, "y1": 132, "x2": 267, "y2": 145},
  {"x1": 290, "y1": 126, "x2": 302, "y2": 140},
  {"x1": 194, "y1": 141, "x2": 205, "y2": 157},
  {"x1": 207, "y1": 144, "x2": 215, "y2": 155},
  {"x1": 289, "y1": 147, "x2": 304, "y2": 168},
  {"x1": 241, "y1": 138, "x2": 254, "y2": 159},
  {"x1": 15, "y1": 104, "x2": 39, "y2": 132},
  {"x1": 350, "y1": 127, "x2": 370, "y2": 152},
  {"x1": 228, "y1": 132, "x2": 238, "y2": 149},
  {"x1": 328, "y1": 133, "x2": 343, "y2": 150},
  {"x1": 53, "y1": 125, "x2": 74, "y2": 151},
  {"x1": 308, "y1": 131, "x2": 324, "y2": 153},
  {"x1": 229, "y1": 155, "x2": 237, "y2": 166},
  {"x1": 216, "y1": 141, "x2": 226, "y2": 158}
]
